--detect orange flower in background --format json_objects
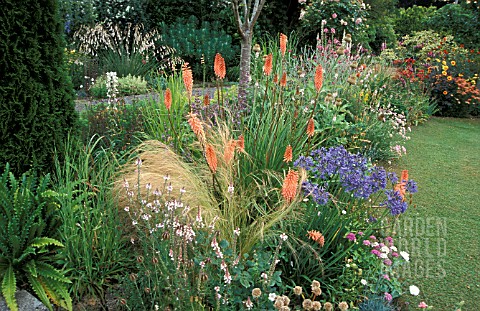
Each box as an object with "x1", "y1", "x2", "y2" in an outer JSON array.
[
  {"x1": 307, "y1": 118, "x2": 315, "y2": 137},
  {"x1": 280, "y1": 72, "x2": 287, "y2": 87},
  {"x1": 394, "y1": 170, "x2": 409, "y2": 200},
  {"x1": 205, "y1": 144, "x2": 218, "y2": 173},
  {"x1": 164, "y1": 88, "x2": 172, "y2": 111},
  {"x1": 282, "y1": 169, "x2": 299, "y2": 202},
  {"x1": 283, "y1": 145, "x2": 293, "y2": 163},
  {"x1": 314, "y1": 64, "x2": 323, "y2": 92},
  {"x1": 223, "y1": 139, "x2": 236, "y2": 165},
  {"x1": 273, "y1": 74, "x2": 278, "y2": 84},
  {"x1": 280, "y1": 33, "x2": 288, "y2": 57},
  {"x1": 182, "y1": 64, "x2": 193, "y2": 98},
  {"x1": 237, "y1": 135, "x2": 245, "y2": 151},
  {"x1": 203, "y1": 93, "x2": 210, "y2": 106},
  {"x1": 263, "y1": 53, "x2": 273, "y2": 76},
  {"x1": 214, "y1": 53, "x2": 226, "y2": 79},
  {"x1": 443, "y1": 90, "x2": 448, "y2": 95},
  {"x1": 307, "y1": 230, "x2": 325, "y2": 247},
  {"x1": 187, "y1": 112, "x2": 203, "y2": 137}
]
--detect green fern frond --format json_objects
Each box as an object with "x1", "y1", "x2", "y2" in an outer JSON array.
[
  {"x1": 14, "y1": 246, "x2": 36, "y2": 264},
  {"x1": 1, "y1": 265, "x2": 18, "y2": 311},
  {"x1": 26, "y1": 272, "x2": 53, "y2": 311},
  {"x1": 25, "y1": 260, "x2": 38, "y2": 278},
  {"x1": 30, "y1": 237, "x2": 64, "y2": 248},
  {"x1": 35, "y1": 262, "x2": 71, "y2": 284}
]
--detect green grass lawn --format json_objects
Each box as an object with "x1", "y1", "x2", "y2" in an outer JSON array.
[{"x1": 391, "y1": 117, "x2": 480, "y2": 310}]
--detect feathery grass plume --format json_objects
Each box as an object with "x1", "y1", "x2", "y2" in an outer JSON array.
[
  {"x1": 223, "y1": 139, "x2": 237, "y2": 165},
  {"x1": 314, "y1": 64, "x2": 323, "y2": 92},
  {"x1": 203, "y1": 93, "x2": 210, "y2": 106},
  {"x1": 280, "y1": 33, "x2": 288, "y2": 57},
  {"x1": 307, "y1": 230, "x2": 325, "y2": 247},
  {"x1": 187, "y1": 112, "x2": 204, "y2": 139},
  {"x1": 263, "y1": 53, "x2": 273, "y2": 76},
  {"x1": 283, "y1": 145, "x2": 293, "y2": 163},
  {"x1": 182, "y1": 63, "x2": 193, "y2": 98},
  {"x1": 214, "y1": 53, "x2": 226, "y2": 79},
  {"x1": 282, "y1": 169, "x2": 299, "y2": 202},
  {"x1": 307, "y1": 118, "x2": 315, "y2": 137},
  {"x1": 236, "y1": 135, "x2": 245, "y2": 151},
  {"x1": 206, "y1": 144, "x2": 218, "y2": 173},
  {"x1": 280, "y1": 72, "x2": 287, "y2": 87},
  {"x1": 164, "y1": 88, "x2": 172, "y2": 111}
]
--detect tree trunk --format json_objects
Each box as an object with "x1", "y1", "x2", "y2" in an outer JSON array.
[{"x1": 238, "y1": 33, "x2": 252, "y2": 107}]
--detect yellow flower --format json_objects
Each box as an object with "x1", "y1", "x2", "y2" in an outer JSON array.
[
  {"x1": 426, "y1": 57, "x2": 431, "y2": 62},
  {"x1": 451, "y1": 61, "x2": 456, "y2": 66},
  {"x1": 442, "y1": 65, "x2": 449, "y2": 71},
  {"x1": 435, "y1": 59, "x2": 441, "y2": 62},
  {"x1": 442, "y1": 60, "x2": 447, "y2": 65},
  {"x1": 472, "y1": 80, "x2": 477, "y2": 85},
  {"x1": 443, "y1": 90, "x2": 448, "y2": 95},
  {"x1": 447, "y1": 76, "x2": 452, "y2": 81},
  {"x1": 442, "y1": 71, "x2": 447, "y2": 76},
  {"x1": 459, "y1": 73, "x2": 464, "y2": 77}
]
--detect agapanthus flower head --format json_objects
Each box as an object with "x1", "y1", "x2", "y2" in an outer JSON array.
[
  {"x1": 164, "y1": 88, "x2": 172, "y2": 111},
  {"x1": 314, "y1": 64, "x2": 323, "y2": 92},
  {"x1": 263, "y1": 53, "x2": 273, "y2": 76},
  {"x1": 282, "y1": 169, "x2": 299, "y2": 202},
  {"x1": 214, "y1": 53, "x2": 226, "y2": 79},
  {"x1": 280, "y1": 33, "x2": 288, "y2": 56},
  {"x1": 283, "y1": 145, "x2": 293, "y2": 163}
]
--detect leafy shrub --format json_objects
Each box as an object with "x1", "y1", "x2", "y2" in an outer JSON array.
[
  {"x1": 0, "y1": 164, "x2": 72, "y2": 311},
  {"x1": 393, "y1": 5, "x2": 436, "y2": 39},
  {"x1": 159, "y1": 16, "x2": 238, "y2": 80},
  {"x1": 426, "y1": 4, "x2": 480, "y2": 50},
  {"x1": 0, "y1": 0, "x2": 77, "y2": 175},
  {"x1": 89, "y1": 74, "x2": 149, "y2": 98}
]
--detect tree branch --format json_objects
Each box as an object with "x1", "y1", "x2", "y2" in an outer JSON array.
[
  {"x1": 250, "y1": 0, "x2": 266, "y2": 27},
  {"x1": 232, "y1": 0, "x2": 245, "y2": 38}
]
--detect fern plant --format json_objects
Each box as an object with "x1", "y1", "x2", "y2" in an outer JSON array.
[{"x1": 0, "y1": 164, "x2": 72, "y2": 311}]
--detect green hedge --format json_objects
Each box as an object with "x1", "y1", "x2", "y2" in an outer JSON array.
[{"x1": 0, "y1": 0, "x2": 77, "y2": 175}]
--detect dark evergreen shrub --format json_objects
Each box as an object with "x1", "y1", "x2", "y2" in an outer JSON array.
[{"x1": 0, "y1": 0, "x2": 77, "y2": 175}]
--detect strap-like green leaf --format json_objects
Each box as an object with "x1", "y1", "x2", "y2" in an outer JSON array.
[
  {"x1": 1, "y1": 265, "x2": 18, "y2": 311},
  {"x1": 35, "y1": 262, "x2": 71, "y2": 284},
  {"x1": 25, "y1": 260, "x2": 38, "y2": 278},
  {"x1": 37, "y1": 277, "x2": 72, "y2": 311},
  {"x1": 30, "y1": 237, "x2": 64, "y2": 248},
  {"x1": 25, "y1": 273, "x2": 53, "y2": 311}
]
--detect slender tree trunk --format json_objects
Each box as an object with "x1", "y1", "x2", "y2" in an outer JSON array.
[{"x1": 232, "y1": 0, "x2": 266, "y2": 106}]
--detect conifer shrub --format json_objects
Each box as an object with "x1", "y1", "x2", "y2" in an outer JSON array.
[{"x1": 0, "y1": 0, "x2": 77, "y2": 175}]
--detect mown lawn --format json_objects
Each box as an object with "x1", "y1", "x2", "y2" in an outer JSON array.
[{"x1": 391, "y1": 117, "x2": 480, "y2": 310}]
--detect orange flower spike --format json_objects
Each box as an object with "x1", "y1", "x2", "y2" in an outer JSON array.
[
  {"x1": 214, "y1": 53, "x2": 226, "y2": 79},
  {"x1": 307, "y1": 230, "x2": 325, "y2": 247},
  {"x1": 283, "y1": 145, "x2": 293, "y2": 163},
  {"x1": 223, "y1": 139, "x2": 237, "y2": 165},
  {"x1": 164, "y1": 88, "x2": 172, "y2": 111},
  {"x1": 203, "y1": 93, "x2": 210, "y2": 106},
  {"x1": 280, "y1": 72, "x2": 287, "y2": 87},
  {"x1": 280, "y1": 33, "x2": 288, "y2": 57},
  {"x1": 314, "y1": 64, "x2": 323, "y2": 92},
  {"x1": 263, "y1": 53, "x2": 273, "y2": 76},
  {"x1": 307, "y1": 118, "x2": 315, "y2": 137},
  {"x1": 182, "y1": 64, "x2": 193, "y2": 98},
  {"x1": 187, "y1": 112, "x2": 203, "y2": 137},
  {"x1": 236, "y1": 135, "x2": 245, "y2": 151},
  {"x1": 205, "y1": 144, "x2": 218, "y2": 173},
  {"x1": 282, "y1": 168, "x2": 299, "y2": 202}
]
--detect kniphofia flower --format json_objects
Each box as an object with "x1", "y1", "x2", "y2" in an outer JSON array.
[
  {"x1": 237, "y1": 135, "x2": 245, "y2": 151},
  {"x1": 187, "y1": 112, "x2": 203, "y2": 137},
  {"x1": 282, "y1": 169, "x2": 299, "y2": 202},
  {"x1": 182, "y1": 64, "x2": 193, "y2": 98},
  {"x1": 280, "y1": 33, "x2": 287, "y2": 57},
  {"x1": 204, "y1": 93, "x2": 210, "y2": 106},
  {"x1": 223, "y1": 139, "x2": 236, "y2": 165},
  {"x1": 206, "y1": 144, "x2": 218, "y2": 173},
  {"x1": 307, "y1": 230, "x2": 325, "y2": 247},
  {"x1": 214, "y1": 53, "x2": 226, "y2": 79},
  {"x1": 280, "y1": 72, "x2": 287, "y2": 87},
  {"x1": 283, "y1": 145, "x2": 293, "y2": 163},
  {"x1": 314, "y1": 64, "x2": 323, "y2": 92},
  {"x1": 164, "y1": 88, "x2": 172, "y2": 111},
  {"x1": 263, "y1": 53, "x2": 273, "y2": 76},
  {"x1": 394, "y1": 169, "x2": 408, "y2": 199},
  {"x1": 307, "y1": 118, "x2": 315, "y2": 137}
]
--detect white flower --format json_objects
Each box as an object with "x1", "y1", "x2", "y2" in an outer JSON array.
[
  {"x1": 380, "y1": 253, "x2": 388, "y2": 259},
  {"x1": 361, "y1": 279, "x2": 368, "y2": 285},
  {"x1": 409, "y1": 285, "x2": 420, "y2": 296},
  {"x1": 400, "y1": 251, "x2": 410, "y2": 262},
  {"x1": 280, "y1": 233, "x2": 288, "y2": 241},
  {"x1": 390, "y1": 246, "x2": 398, "y2": 252},
  {"x1": 342, "y1": 210, "x2": 347, "y2": 215},
  {"x1": 268, "y1": 293, "x2": 277, "y2": 301},
  {"x1": 381, "y1": 246, "x2": 390, "y2": 253}
]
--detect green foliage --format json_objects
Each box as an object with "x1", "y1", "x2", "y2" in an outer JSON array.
[
  {"x1": 89, "y1": 74, "x2": 149, "y2": 98},
  {"x1": 159, "y1": 16, "x2": 238, "y2": 80},
  {"x1": 53, "y1": 137, "x2": 132, "y2": 304},
  {"x1": 358, "y1": 295, "x2": 394, "y2": 311},
  {"x1": 0, "y1": 164, "x2": 72, "y2": 311},
  {"x1": 426, "y1": 4, "x2": 480, "y2": 49},
  {"x1": 0, "y1": 0, "x2": 77, "y2": 175},
  {"x1": 393, "y1": 5, "x2": 436, "y2": 38},
  {"x1": 94, "y1": 0, "x2": 147, "y2": 26}
]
